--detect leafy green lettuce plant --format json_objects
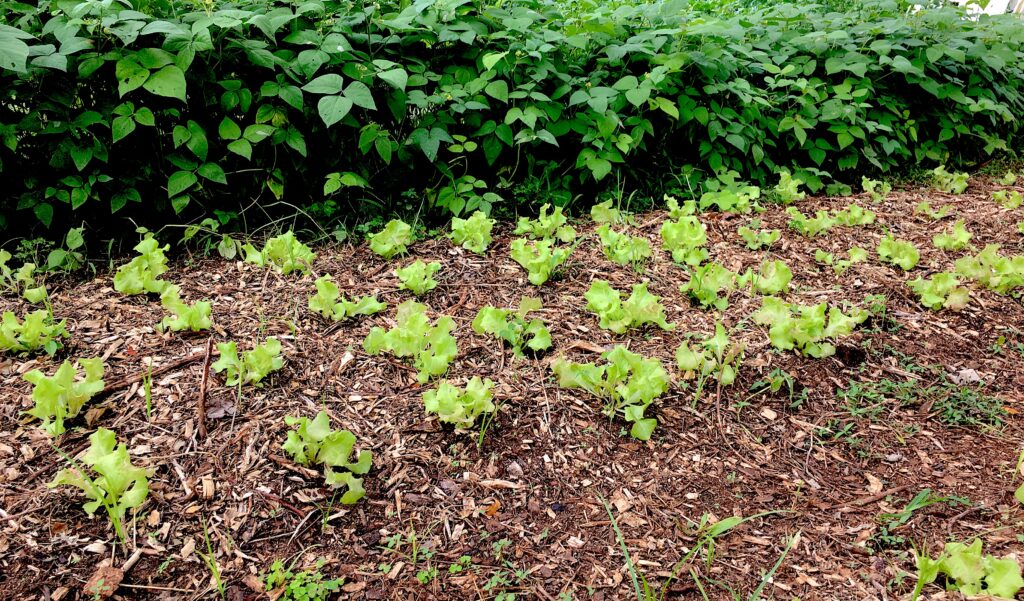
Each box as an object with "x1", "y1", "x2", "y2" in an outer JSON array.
[
  {"x1": 665, "y1": 195, "x2": 697, "y2": 219},
  {"x1": 878, "y1": 235, "x2": 920, "y2": 270},
  {"x1": 471, "y1": 297, "x2": 551, "y2": 358},
  {"x1": 993, "y1": 190, "x2": 1023, "y2": 210},
  {"x1": 913, "y1": 539, "x2": 1023, "y2": 601},
  {"x1": 660, "y1": 216, "x2": 708, "y2": 266},
  {"x1": 113, "y1": 235, "x2": 170, "y2": 295},
  {"x1": 998, "y1": 171, "x2": 1018, "y2": 186},
  {"x1": 591, "y1": 200, "x2": 632, "y2": 225},
  {"x1": 282, "y1": 411, "x2": 372, "y2": 504},
  {"x1": 955, "y1": 245, "x2": 1024, "y2": 295},
  {"x1": 933, "y1": 220, "x2": 972, "y2": 251},
  {"x1": 915, "y1": 201, "x2": 953, "y2": 220},
  {"x1": 369, "y1": 219, "x2": 414, "y2": 259},
  {"x1": 907, "y1": 273, "x2": 969, "y2": 311},
  {"x1": 584, "y1": 280, "x2": 674, "y2": 334},
  {"x1": 513, "y1": 203, "x2": 576, "y2": 242},
  {"x1": 242, "y1": 231, "x2": 316, "y2": 275},
  {"x1": 24, "y1": 358, "x2": 105, "y2": 435},
  {"x1": 596, "y1": 224, "x2": 651, "y2": 270},
  {"x1": 363, "y1": 300, "x2": 457, "y2": 383},
  {"x1": 681, "y1": 262, "x2": 737, "y2": 310},
  {"x1": 0, "y1": 251, "x2": 47, "y2": 303},
  {"x1": 753, "y1": 297, "x2": 868, "y2": 358},
  {"x1": 833, "y1": 204, "x2": 875, "y2": 226},
  {"x1": 308, "y1": 275, "x2": 385, "y2": 321},
  {"x1": 740, "y1": 259, "x2": 792, "y2": 296},
  {"x1": 551, "y1": 346, "x2": 669, "y2": 440},
  {"x1": 449, "y1": 210, "x2": 495, "y2": 254},
  {"x1": 815, "y1": 246, "x2": 868, "y2": 275},
  {"x1": 395, "y1": 260, "x2": 440, "y2": 296},
  {"x1": 772, "y1": 169, "x2": 805, "y2": 204},
  {"x1": 676, "y1": 322, "x2": 743, "y2": 395},
  {"x1": 423, "y1": 377, "x2": 495, "y2": 428},
  {"x1": 510, "y1": 238, "x2": 573, "y2": 285},
  {"x1": 0, "y1": 309, "x2": 68, "y2": 355},
  {"x1": 157, "y1": 284, "x2": 212, "y2": 332},
  {"x1": 310, "y1": 277, "x2": 384, "y2": 320},
  {"x1": 48, "y1": 428, "x2": 150, "y2": 543},
  {"x1": 212, "y1": 337, "x2": 284, "y2": 387},
  {"x1": 786, "y1": 207, "x2": 837, "y2": 237},
  {"x1": 699, "y1": 170, "x2": 760, "y2": 213},
  {"x1": 862, "y1": 177, "x2": 892, "y2": 203},
  {"x1": 932, "y1": 165, "x2": 969, "y2": 194},
  {"x1": 737, "y1": 221, "x2": 780, "y2": 250}
]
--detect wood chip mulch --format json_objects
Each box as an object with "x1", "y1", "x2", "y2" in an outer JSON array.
[{"x1": 1, "y1": 179, "x2": 1022, "y2": 600}]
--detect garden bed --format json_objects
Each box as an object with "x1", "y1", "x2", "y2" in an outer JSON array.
[{"x1": 1, "y1": 180, "x2": 1023, "y2": 600}]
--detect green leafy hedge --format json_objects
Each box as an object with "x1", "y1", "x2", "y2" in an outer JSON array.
[{"x1": 2, "y1": 0, "x2": 1023, "y2": 236}]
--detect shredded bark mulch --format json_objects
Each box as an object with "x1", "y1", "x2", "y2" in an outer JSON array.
[{"x1": 1, "y1": 179, "x2": 1022, "y2": 600}]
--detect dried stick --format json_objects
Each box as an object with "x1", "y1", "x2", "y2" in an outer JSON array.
[{"x1": 197, "y1": 336, "x2": 214, "y2": 439}]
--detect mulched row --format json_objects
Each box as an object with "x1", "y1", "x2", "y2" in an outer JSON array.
[{"x1": 1, "y1": 178, "x2": 1022, "y2": 600}]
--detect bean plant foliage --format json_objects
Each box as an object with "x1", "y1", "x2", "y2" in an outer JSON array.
[{"x1": 3, "y1": 0, "x2": 1024, "y2": 238}]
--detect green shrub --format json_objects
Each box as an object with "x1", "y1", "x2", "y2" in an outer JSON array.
[{"x1": 3, "y1": 0, "x2": 1024, "y2": 238}]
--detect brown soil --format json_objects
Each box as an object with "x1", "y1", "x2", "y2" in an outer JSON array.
[{"x1": 1, "y1": 180, "x2": 1023, "y2": 601}]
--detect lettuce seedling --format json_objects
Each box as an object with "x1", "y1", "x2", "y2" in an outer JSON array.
[
  {"x1": 753, "y1": 297, "x2": 868, "y2": 358},
  {"x1": 660, "y1": 216, "x2": 708, "y2": 266},
  {"x1": 282, "y1": 411, "x2": 372, "y2": 504},
  {"x1": 0, "y1": 251, "x2": 47, "y2": 303},
  {"x1": 48, "y1": 428, "x2": 150, "y2": 542},
  {"x1": 585, "y1": 280, "x2": 674, "y2": 334},
  {"x1": 932, "y1": 165, "x2": 969, "y2": 194},
  {"x1": 913, "y1": 539, "x2": 1023, "y2": 600},
  {"x1": 955, "y1": 245, "x2": 1024, "y2": 295},
  {"x1": 681, "y1": 262, "x2": 736, "y2": 310},
  {"x1": 369, "y1": 219, "x2": 414, "y2": 259},
  {"x1": 114, "y1": 235, "x2": 170, "y2": 295},
  {"x1": 510, "y1": 238, "x2": 573, "y2": 285},
  {"x1": 816, "y1": 247, "x2": 868, "y2": 275},
  {"x1": 596, "y1": 224, "x2": 651, "y2": 270},
  {"x1": 396, "y1": 260, "x2": 441, "y2": 296},
  {"x1": 213, "y1": 337, "x2": 284, "y2": 387},
  {"x1": 740, "y1": 259, "x2": 792, "y2": 296},
  {"x1": 737, "y1": 221, "x2": 781, "y2": 250},
  {"x1": 551, "y1": 346, "x2": 669, "y2": 440},
  {"x1": 786, "y1": 207, "x2": 837, "y2": 237},
  {"x1": 862, "y1": 177, "x2": 892, "y2": 203},
  {"x1": 665, "y1": 195, "x2": 697, "y2": 218},
  {"x1": 472, "y1": 297, "x2": 551, "y2": 358},
  {"x1": 157, "y1": 284, "x2": 212, "y2": 332},
  {"x1": 833, "y1": 204, "x2": 876, "y2": 227},
  {"x1": 591, "y1": 200, "x2": 632, "y2": 225},
  {"x1": 423, "y1": 377, "x2": 495, "y2": 428},
  {"x1": 676, "y1": 322, "x2": 744, "y2": 396},
  {"x1": 933, "y1": 220, "x2": 972, "y2": 251},
  {"x1": 772, "y1": 169, "x2": 805, "y2": 204},
  {"x1": 699, "y1": 170, "x2": 760, "y2": 214},
  {"x1": 308, "y1": 275, "x2": 385, "y2": 321},
  {"x1": 993, "y1": 190, "x2": 1023, "y2": 210},
  {"x1": 907, "y1": 273, "x2": 969, "y2": 311},
  {"x1": 364, "y1": 300, "x2": 457, "y2": 383},
  {"x1": 914, "y1": 201, "x2": 953, "y2": 221},
  {"x1": 449, "y1": 210, "x2": 495, "y2": 254},
  {"x1": 241, "y1": 231, "x2": 316, "y2": 275},
  {"x1": 998, "y1": 171, "x2": 1018, "y2": 186},
  {"x1": 513, "y1": 203, "x2": 577, "y2": 242},
  {"x1": 0, "y1": 309, "x2": 68, "y2": 355},
  {"x1": 24, "y1": 358, "x2": 105, "y2": 435},
  {"x1": 878, "y1": 235, "x2": 920, "y2": 270}
]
